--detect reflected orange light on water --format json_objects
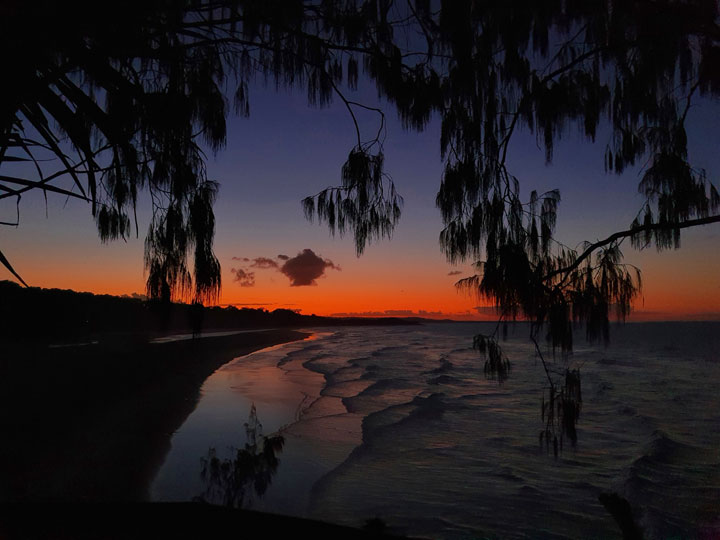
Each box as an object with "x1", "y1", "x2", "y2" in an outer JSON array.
[{"x1": 207, "y1": 334, "x2": 326, "y2": 413}]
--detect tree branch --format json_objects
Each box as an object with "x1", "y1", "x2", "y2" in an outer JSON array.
[{"x1": 544, "y1": 214, "x2": 720, "y2": 283}]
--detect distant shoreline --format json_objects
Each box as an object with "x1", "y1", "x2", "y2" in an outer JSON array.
[
  {"x1": 0, "y1": 329, "x2": 308, "y2": 501},
  {"x1": 0, "y1": 280, "x2": 419, "y2": 346}
]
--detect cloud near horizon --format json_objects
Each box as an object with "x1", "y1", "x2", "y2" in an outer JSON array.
[
  {"x1": 230, "y1": 249, "x2": 340, "y2": 287},
  {"x1": 330, "y1": 309, "x2": 446, "y2": 318},
  {"x1": 231, "y1": 268, "x2": 255, "y2": 287},
  {"x1": 250, "y1": 257, "x2": 279, "y2": 269},
  {"x1": 280, "y1": 249, "x2": 340, "y2": 286},
  {"x1": 447, "y1": 270, "x2": 463, "y2": 276},
  {"x1": 327, "y1": 308, "x2": 503, "y2": 321}
]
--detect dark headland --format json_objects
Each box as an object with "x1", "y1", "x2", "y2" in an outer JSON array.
[{"x1": 0, "y1": 282, "x2": 413, "y2": 538}]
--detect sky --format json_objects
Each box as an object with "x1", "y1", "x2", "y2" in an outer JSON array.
[{"x1": 1, "y1": 78, "x2": 719, "y2": 321}]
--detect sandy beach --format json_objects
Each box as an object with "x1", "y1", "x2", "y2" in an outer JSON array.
[{"x1": 0, "y1": 329, "x2": 309, "y2": 502}]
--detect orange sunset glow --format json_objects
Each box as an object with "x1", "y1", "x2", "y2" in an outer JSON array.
[{"x1": 5, "y1": 220, "x2": 718, "y2": 321}]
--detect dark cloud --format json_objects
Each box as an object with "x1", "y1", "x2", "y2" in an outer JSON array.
[
  {"x1": 447, "y1": 270, "x2": 463, "y2": 276},
  {"x1": 230, "y1": 250, "x2": 340, "y2": 287},
  {"x1": 250, "y1": 257, "x2": 279, "y2": 269},
  {"x1": 231, "y1": 268, "x2": 255, "y2": 287},
  {"x1": 280, "y1": 249, "x2": 340, "y2": 286},
  {"x1": 418, "y1": 310, "x2": 444, "y2": 316}
]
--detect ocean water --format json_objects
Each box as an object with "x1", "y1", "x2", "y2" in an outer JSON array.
[{"x1": 151, "y1": 322, "x2": 720, "y2": 539}]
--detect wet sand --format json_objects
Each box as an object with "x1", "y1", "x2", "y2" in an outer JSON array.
[{"x1": 0, "y1": 329, "x2": 308, "y2": 501}]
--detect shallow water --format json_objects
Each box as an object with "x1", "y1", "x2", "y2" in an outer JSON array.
[{"x1": 151, "y1": 322, "x2": 720, "y2": 538}]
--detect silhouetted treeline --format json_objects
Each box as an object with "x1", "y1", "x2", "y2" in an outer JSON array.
[{"x1": 0, "y1": 281, "x2": 415, "y2": 342}]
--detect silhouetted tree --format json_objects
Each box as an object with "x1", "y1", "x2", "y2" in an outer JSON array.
[
  {"x1": 196, "y1": 404, "x2": 284, "y2": 508},
  {"x1": 2, "y1": 1, "x2": 720, "y2": 420}
]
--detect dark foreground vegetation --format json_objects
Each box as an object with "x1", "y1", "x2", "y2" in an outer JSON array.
[
  {"x1": 0, "y1": 502, "x2": 407, "y2": 540},
  {"x1": 0, "y1": 280, "x2": 416, "y2": 343}
]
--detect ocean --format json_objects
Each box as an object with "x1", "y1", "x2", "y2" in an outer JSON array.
[{"x1": 151, "y1": 322, "x2": 720, "y2": 539}]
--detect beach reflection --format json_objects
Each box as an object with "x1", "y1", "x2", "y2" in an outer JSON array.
[
  {"x1": 194, "y1": 404, "x2": 285, "y2": 508},
  {"x1": 151, "y1": 331, "x2": 356, "y2": 516}
]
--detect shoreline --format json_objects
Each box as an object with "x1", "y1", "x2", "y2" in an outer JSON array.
[
  {"x1": 0, "y1": 329, "x2": 309, "y2": 501},
  {"x1": 151, "y1": 329, "x2": 351, "y2": 514}
]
